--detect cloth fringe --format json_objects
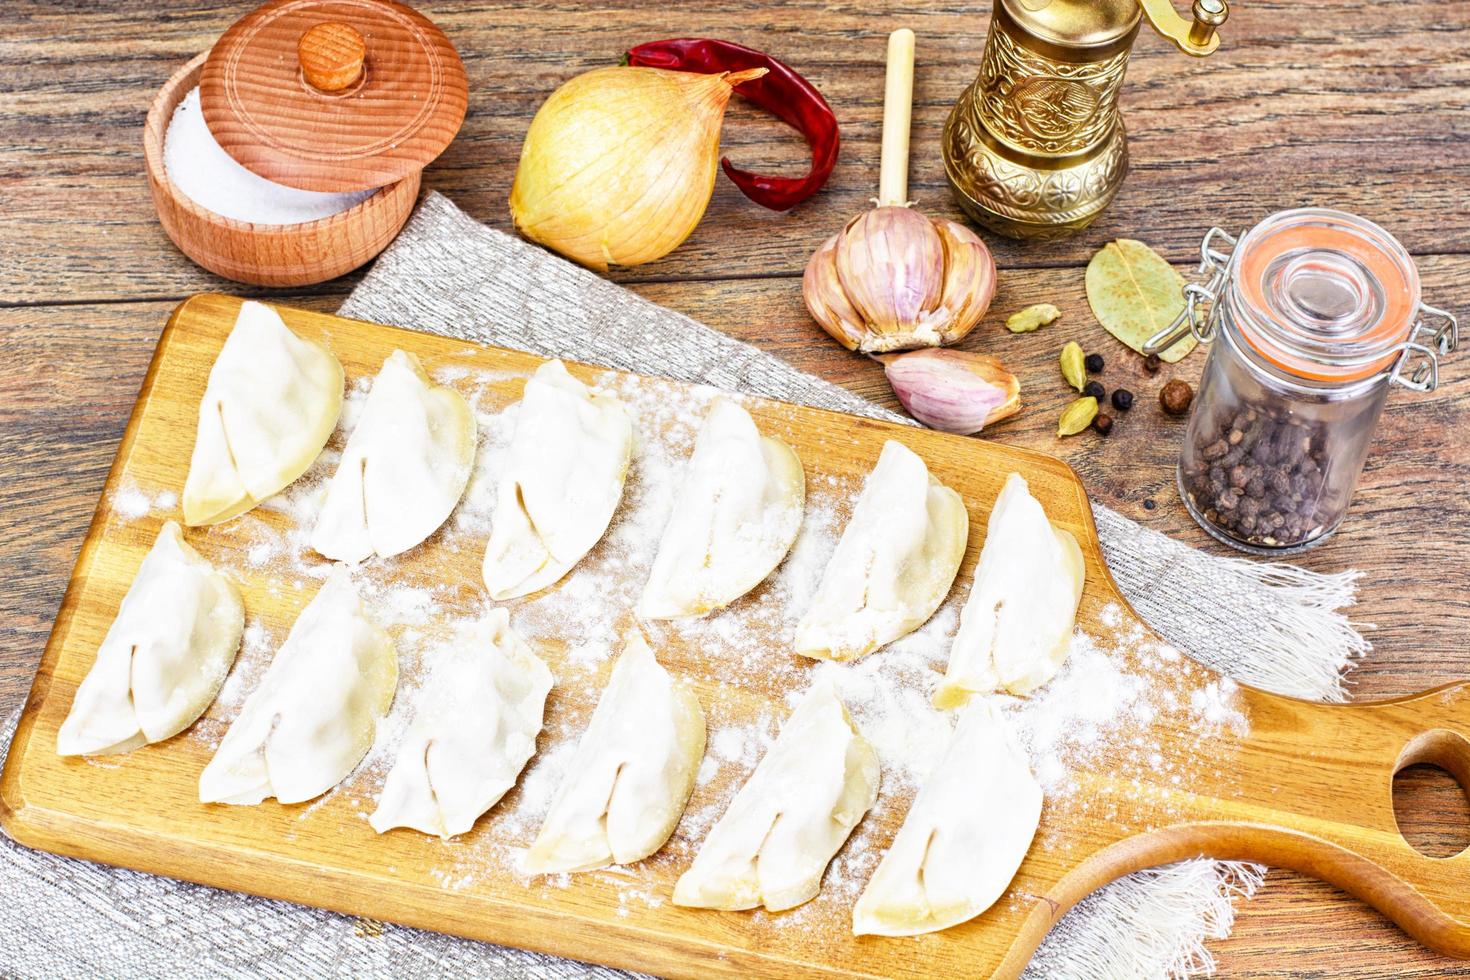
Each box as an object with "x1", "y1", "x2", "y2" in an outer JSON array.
[
  {"x1": 1024, "y1": 861, "x2": 1267, "y2": 979},
  {"x1": 1091, "y1": 504, "x2": 1371, "y2": 704}
]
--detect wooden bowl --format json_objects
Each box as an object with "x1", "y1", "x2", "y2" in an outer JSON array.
[{"x1": 143, "y1": 53, "x2": 420, "y2": 287}]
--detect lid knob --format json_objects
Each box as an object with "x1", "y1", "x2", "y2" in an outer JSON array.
[{"x1": 297, "y1": 22, "x2": 365, "y2": 93}]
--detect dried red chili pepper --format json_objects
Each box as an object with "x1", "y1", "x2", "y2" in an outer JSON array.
[{"x1": 625, "y1": 38, "x2": 839, "y2": 212}]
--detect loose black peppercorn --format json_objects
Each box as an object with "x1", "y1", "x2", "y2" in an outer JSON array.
[
  {"x1": 1111, "y1": 388, "x2": 1134, "y2": 411},
  {"x1": 1092, "y1": 413, "x2": 1114, "y2": 436},
  {"x1": 1083, "y1": 380, "x2": 1105, "y2": 400},
  {"x1": 1084, "y1": 353, "x2": 1105, "y2": 373},
  {"x1": 1143, "y1": 353, "x2": 1162, "y2": 374}
]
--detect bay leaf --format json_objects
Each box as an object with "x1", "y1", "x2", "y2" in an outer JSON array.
[{"x1": 1085, "y1": 239, "x2": 1193, "y2": 363}]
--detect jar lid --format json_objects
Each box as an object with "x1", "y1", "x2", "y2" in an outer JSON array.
[
  {"x1": 1232, "y1": 208, "x2": 1420, "y2": 383},
  {"x1": 200, "y1": 0, "x2": 467, "y2": 193}
]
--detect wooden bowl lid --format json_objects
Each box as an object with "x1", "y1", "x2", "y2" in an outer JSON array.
[{"x1": 200, "y1": 0, "x2": 467, "y2": 193}]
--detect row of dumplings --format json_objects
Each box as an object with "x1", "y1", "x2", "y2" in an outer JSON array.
[
  {"x1": 177, "y1": 301, "x2": 806, "y2": 618},
  {"x1": 181, "y1": 300, "x2": 1085, "y2": 687},
  {"x1": 58, "y1": 301, "x2": 1089, "y2": 937}
]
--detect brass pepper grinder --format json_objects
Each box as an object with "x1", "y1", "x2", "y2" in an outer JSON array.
[{"x1": 943, "y1": 0, "x2": 1230, "y2": 240}]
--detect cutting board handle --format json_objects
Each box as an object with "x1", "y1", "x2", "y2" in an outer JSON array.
[{"x1": 1165, "y1": 681, "x2": 1470, "y2": 958}]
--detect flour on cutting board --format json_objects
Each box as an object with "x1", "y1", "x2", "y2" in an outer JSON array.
[
  {"x1": 110, "y1": 482, "x2": 178, "y2": 521},
  {"x1": 172, "y1": 360, "x2": 1247, "y2": 924}
]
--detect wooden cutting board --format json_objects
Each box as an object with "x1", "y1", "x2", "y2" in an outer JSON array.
[{"x1": 2, "y1": 293, "x2": 1467, "y2": 978}]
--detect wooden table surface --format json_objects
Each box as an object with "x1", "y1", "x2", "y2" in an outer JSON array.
[{"x1": 2, "y1": 0, "x2": 1467, "y2": 976}]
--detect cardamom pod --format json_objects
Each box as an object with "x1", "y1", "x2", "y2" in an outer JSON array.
[
  {"x1": 1060, "y1": 341, "x2": 1087, "y2": 391},
  {"x1": 1006, "y1": 303, "x2": 1061, "y2": 334},
  {"x1": 1058, "y1": 396, "x2": 1099, "y2": 437}
]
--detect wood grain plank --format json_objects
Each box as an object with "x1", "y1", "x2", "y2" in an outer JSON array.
[
  {"x1": 5, "y1": 0, "x2": 1470, "y2": 974},
  {"x1": 3, "y1": 0, "x2": 1468, "y2": 303}
]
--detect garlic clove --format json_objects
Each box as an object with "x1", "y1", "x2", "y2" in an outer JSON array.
[
  {"x1": 834, "y1": 206, "x2": 949, "y2": 353},
  {"x1": 932, "y1": 218, "x2": 997, "y2": 346},
  {"x1": 803, "y1": 232, "x2": 869, "y2": 350},
  {"x1": 882, "y1": 348, "x2": 1020, "y2": 436}
]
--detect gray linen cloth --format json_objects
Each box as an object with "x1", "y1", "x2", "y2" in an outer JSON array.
[{"x1": 0, "y1": 192, "x2": 1369, "y2": 979}]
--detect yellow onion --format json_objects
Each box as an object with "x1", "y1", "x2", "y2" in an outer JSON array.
[
  {"x1": 804, "y1": 206, "x2": 998, "y2": 353},
  {"x1": 511, "y1": 65, "x2": 766, "y2": 272}
]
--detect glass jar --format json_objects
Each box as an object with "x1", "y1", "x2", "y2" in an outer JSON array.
[{"x1": 1147, "y1": 208, "x2": 1457, "y2": 554}]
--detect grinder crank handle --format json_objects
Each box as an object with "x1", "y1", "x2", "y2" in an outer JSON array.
[
  {"x1": 1138, "y1": 0, "x2": 1229, "y2": 55},
  {"x1": 1172, "y1": 680, "x2": 1470, "y2": 958}
]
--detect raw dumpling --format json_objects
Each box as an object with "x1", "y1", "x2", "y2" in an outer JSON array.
[
  {"x1": 482, "y1": 360, "x2": 633, "y2": 600},
  {"x1": 934, "y1": 472, "x2": 1084, "y2": 706},
  {"x1": 638, "y1": 398, "x2": 804, "y2": 619},
  {"x1": 524, "y1": 631, "x2": 704, "y2": 873},
  {"x1": 370, "y1": 610, "x2": 552, "y2": 839},
  {"x1": 199, "y1": 569, "x2": 397, "y2": 805},
  {"x1": 672, "y1": 682, "x2": 879, "y2": 912},
  {"x1": 312, "y1": 350, "x2": 475, "y2": 563},
  {"x1": 57, "y1": 521, "x2": 243, "y2": 756},
  {"x1": 852, "y1": 701, "x2": 1041, "y2": 936},
  {"x1": 182, "y1": 300, "x2": 343, "y2": 526},
  {"x1": 795, "y1": 440, "x2": 968, "y2": 661}
]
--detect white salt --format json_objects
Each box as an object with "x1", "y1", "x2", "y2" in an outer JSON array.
[{"x1": 164, "y1": 86, "x2": 375, "y2": 225}]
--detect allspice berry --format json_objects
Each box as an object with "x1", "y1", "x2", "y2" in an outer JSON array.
[
  {"x1": 1093, "y1": 413, "x2": 1114, "y2": 437},
  {"x1": 1160, "y1": 378, "x2": 1194, "y2": 416}
]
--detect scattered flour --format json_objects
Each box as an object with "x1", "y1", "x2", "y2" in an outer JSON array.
[
  {"x1": 1005, "y1": 610, "x2": 1248, "y2": 848},
  {"x1": 159, "y1": 357, "x2": 1249, "y2": 937},
  {"x1": 112, "y1": 483, "x2": 179, "y2": 521}
]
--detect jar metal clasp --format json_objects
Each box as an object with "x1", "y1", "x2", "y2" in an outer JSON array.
[
  {"x1": 1144, "y1": 226, "x2": 1459, "y2": 394},
  {"x1": 1390, "y1": 303, "x2": 1458, "y2": 392},
  {"x1": 1143, "y1": 226, "x2": 1238, "y2": 355}
]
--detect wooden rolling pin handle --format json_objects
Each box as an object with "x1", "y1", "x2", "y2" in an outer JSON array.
[
  {"x1": 877, "y1": 28, "x2": 915, "y2": 208},
  {"x1": 298, "y1": 22, "x2": 366, "y2": 93}
]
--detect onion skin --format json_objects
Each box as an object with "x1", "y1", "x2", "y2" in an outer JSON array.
[
  {"x1": 510, "y1": 66, "x2": 763, "y2": 272},
  {"x1": 802, "y1": 207, "x2": 998, "y2": 353}
]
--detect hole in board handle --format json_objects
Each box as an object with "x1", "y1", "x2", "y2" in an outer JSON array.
[{"x1": 1393, "y1": 730, "x2": 1470, "y2": 860}]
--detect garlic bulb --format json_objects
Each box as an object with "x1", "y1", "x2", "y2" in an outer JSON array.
[
  {"x1": 882, "y1": 348, "x2": 1020, "y2": 435},
  {"x1": 804, "y1": 207, "x2": 997, "y2": 353},
  {"x1": 511, "y1": 65, "x2": 765, "y2": 272}
]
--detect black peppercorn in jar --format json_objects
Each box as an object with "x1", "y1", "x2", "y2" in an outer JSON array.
[{"x1": 1146, "y1": 208, "x2": 1457, "y2": 555}]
